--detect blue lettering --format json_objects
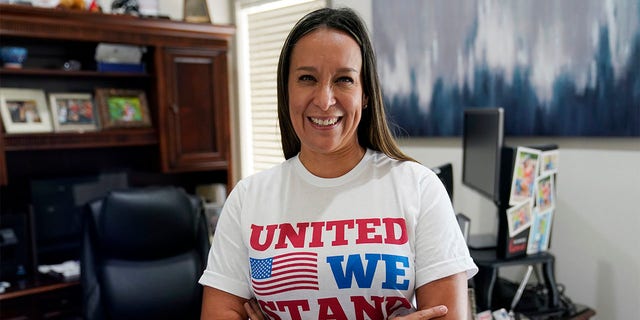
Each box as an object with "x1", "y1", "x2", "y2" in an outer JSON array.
[
  {"x1": 381, "y1": 254, "x2": 409, "y2": 290},
  {"x1": 326, "y1": 254, "x2": 381, "y2": 289}
]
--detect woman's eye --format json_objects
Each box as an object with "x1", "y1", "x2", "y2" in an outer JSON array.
[
  {"x1": 337, "y1": 77, "x2": 354, "y2": 84},
  {"x1": 299, "y1": 75, "x2": 315, "y2": 82}
]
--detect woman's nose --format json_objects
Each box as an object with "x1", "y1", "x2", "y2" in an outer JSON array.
[{"x1": 313, "y1": 84, "x2": 336, "y2": 110}]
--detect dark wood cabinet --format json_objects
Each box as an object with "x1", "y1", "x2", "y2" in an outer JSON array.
[
  {"x1": 161, "y1": 47, "x2": 230, "y2": 172},
  {"x1": 0, "y1": 5, "x2": 234, "y2": 317},
  {"x1": 0, "y1": 4, "x2": 235, "y2": 184}
]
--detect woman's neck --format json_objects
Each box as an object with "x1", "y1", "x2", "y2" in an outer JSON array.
[{"x1": 299, "y1": 146, "x2": 366, "y2": 178}]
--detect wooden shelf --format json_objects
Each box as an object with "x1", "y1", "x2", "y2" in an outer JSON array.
[
  {"x1": 4, "y1": 128, "x2": 158, "y2": 151},
  {"x1": 0, "y1": 67, "x2": 152, "y2": 78}
]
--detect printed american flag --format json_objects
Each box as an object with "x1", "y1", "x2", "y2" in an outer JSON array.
[{"x1": 250, "y1": 252, "x2": 319, "y2": 295}]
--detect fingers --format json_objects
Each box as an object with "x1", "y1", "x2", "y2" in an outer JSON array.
[
  {"x1": 392, "y1": 305, "x2": 448, "y2": 320},
  {"x1": 243, "y1": 298, "x2": 265, "y2": 320}
]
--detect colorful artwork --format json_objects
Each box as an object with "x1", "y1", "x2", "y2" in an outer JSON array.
[
  {"x1": 372, "y1": 0, "x2": 640, "y2": 136},
  {"x1": 527, "y1": 208, "x2": 554, "y2": 254},
  {"x1": 535, "y1": 173, "x2": 555, "y2": 212},
  {"x1": 506, "y1": 199, "x2": 533, "y2": 237},
  {"x1": 509, "y1": 147, "x2": 541, "y2": 205}
]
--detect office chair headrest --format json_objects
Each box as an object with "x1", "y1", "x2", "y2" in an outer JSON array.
[{"x1": 97, "y1": 187, "x2": 199, "y2": 260}]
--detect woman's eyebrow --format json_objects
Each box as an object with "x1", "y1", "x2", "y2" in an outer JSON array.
[{"x1": 294, "y1": 66, "x2": 358, "y2": 73}]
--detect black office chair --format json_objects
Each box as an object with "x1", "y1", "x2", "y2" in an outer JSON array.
[{"x1": 81, "y1": 186, "x2": 210, "y2": 320}]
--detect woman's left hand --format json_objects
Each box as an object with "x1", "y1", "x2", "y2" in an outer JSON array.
[{"x1": 391, "y1": 305, "x2": 448, "y2": 320}]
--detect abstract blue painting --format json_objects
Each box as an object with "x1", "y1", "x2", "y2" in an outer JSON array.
[{"x1": 372, "y1": 0, "x2": 640, "y2": 136}]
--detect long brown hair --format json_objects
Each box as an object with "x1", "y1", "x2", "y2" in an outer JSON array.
[{"x1": 277, "y1": 7, "x2": 416, "y2": 162}]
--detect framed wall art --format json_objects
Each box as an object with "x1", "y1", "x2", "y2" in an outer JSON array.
[
  {"x1": 49, "y1": 93, "x2": 99, "y2": 132},
  {"x1": 95, "y1": 88, "x2": 151, "y2": 129},
  {"x1": 0, "y1": 88, "x2": 53, "y2": 133}
]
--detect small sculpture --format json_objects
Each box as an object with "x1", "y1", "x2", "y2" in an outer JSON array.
[
  {"x1": 57, "y1": 0, "x2": 86, "y2": 10},
  {"x1": 111, "y1": 0, "x2": 140, "y2": 16}
]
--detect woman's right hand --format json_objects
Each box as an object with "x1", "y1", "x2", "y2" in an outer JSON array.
[{"x1": 244, "y1": 298, "x2": 265, "y2": 320}]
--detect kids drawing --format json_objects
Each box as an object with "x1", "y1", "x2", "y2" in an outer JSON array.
[{"x1": 509, "y1": 147, "x2": 541, "y2": 205}]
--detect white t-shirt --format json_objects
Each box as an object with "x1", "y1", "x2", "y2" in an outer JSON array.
[{"x1": 199, "y1": 149, "x2": 477, "y2": 319}]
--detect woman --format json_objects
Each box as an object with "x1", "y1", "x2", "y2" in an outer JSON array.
[{"x1": 200, "y1": 7, "x2": 477, "y2": 319}]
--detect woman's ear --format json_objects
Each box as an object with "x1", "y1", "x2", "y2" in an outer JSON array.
[{"x1": 363, "y1": 96, "x2": 369, "y2": 109}]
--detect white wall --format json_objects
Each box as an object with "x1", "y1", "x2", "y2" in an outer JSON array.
[{"x1": 221, "y1": 0, "x2": 638, "y2": 318}]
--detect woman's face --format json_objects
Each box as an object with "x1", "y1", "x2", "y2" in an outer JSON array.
[{"x1": 288, "y1": 28, "x2": 367, "y2": 158}]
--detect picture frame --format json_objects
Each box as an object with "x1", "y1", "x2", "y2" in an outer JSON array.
[
  {"x1": 0, "y1": 88, "x2": 53, "y2": 133},
  {"x1": 535, "y1": 173, "x2": 556, "y2": 212},
  {"x1": 526, "y1": 208, "x2": 554, "y2": 254},
  {"x1": 95, "y1": 88, "x2": 151, "y2": 129},
  {"x1": 48, "y1": 93, "x2": 99, "y2": 132},
  {"x1": 509, "y1": 147, "x2": 541, "y2": 205},
  {"x1": 506, "y1": 198, "x2": 533, "y2": 237},
  {"x1": 540, "y1": 150, "x2": 559, "y2": 175}
]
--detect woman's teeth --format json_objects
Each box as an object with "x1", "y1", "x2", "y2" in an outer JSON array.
[{"x1": 310, "y1": 117, "x2": 339, "y2": 126}]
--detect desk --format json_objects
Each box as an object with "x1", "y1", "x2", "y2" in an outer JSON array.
[
  {"x1": 470, "y1": 249, "x2": 559, "y2": 312},
  {"x1": 0, "y1": 275, "x2": 81, "y2": 319}
]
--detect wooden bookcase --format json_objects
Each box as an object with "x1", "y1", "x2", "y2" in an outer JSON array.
[{"x1": 0, "y1": 4, "x2": 234, "y2": 316}]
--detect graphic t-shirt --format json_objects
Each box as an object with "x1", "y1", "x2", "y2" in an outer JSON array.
[{"x1": 199, "y1": 149, "x2": 477, "y2": 319}]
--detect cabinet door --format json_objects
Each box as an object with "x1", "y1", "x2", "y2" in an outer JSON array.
[
  {"x1": 0, "y1": 123, "x2": 7, "y2": 186},
  {"x1": 161, "y1": 47, "x2": 230, "y2": 173}
]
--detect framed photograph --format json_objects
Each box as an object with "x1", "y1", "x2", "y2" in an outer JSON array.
[
  {"x1": 49, "y1": 93, "x2": 99, "y2": 132},
  {"x1": 535, "y1": 173, "x2": 556, "y2": 212},
  {"x1": 95, "y1": 88, "x2": 151, "y2": 129},
  {"x1": 0, "y1": 88, "x2": 52, "y2": 133},
  {"x1": 509, "y1": 147, "x2": 541, "y2": 205},
  {"x1": 526, "y1": 208, "x2": 554, "y2": 254},
  {"x1": 540, "y1": 150, "x2": 559, "y2": 175},
  {"x1": 506, "y1": 198, "x2": 533, "y2": 237}
]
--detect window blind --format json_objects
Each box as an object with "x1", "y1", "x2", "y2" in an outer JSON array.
[{"x1": 238, "y1": 0, "x2": 326, "y2": 176}]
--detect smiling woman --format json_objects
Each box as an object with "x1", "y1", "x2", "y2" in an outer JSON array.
[{"x1": 199, "y1": 7, "x2": 477, "y2": 320}]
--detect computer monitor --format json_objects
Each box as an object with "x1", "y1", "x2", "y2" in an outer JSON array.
[
  {"x1": 462, "y1": 108, "x2": 505, "y2": 249},
  {"x1": 462, "y1": 108, "x2": 504, "y2": 205}
]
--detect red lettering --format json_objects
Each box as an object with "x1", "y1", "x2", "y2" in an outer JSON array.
[
  {"x1": 326, "y1": 220, "x2": 355, "y2": 246},
  {"x1": 383, "y1": 218, "x2": 408, "y2": 244},
  {"x1": 351, "y1": 295, "x2": 385, "y2": 320},
  {"x1": 277, "y1": 299, "x2": 309, "y2": 320},
  {"x1": 317, "y1": 297, "x2": 348, "y2": 320},
  {"x1": 309, "y1": 221, "x2": 325, "y2": 247},
  {"x1": 275, "y1": 222, "x2": 309, "y2": 249},
  {"x1": 258, "y1": 300, "x2": 281, "y2": 320},
  {"x1": 250, "y1": 224, "x2": 278, "y2": 251},
  {"x1": 355, "y1": 218, "x2": 383, "y2": 244}
]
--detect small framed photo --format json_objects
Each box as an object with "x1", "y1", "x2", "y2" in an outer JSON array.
[
  {"x1": 509, "y1": 146, "x2": 541, "y2": 205},
  {"x1": 95, "y1": 88, "x2": 151, "y2": 129},
  {"x1": 540, "y1": 150, "x2": 559, "y2": 175},
  {"x1": 49, "y1": 93, "x2": 99, "y2": 132},
  {"x1": 535, "y1": 173, "x2": 555, "y2": 212},
  {"x1": 526, "y1": 208, "x2": 554, "y2": 254},
  {"x1": 506, "y1": 198, "x2": 533, "y2": 237},
  {"x1": 0, "y1": 88, "x2": 53, "y2": 133}
]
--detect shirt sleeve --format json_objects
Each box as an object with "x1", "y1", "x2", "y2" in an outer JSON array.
[
  {"x1": 413, "y1": 170, "x2": 478, "y2": 288},
  {"x1": 198, "y1": 180, "x2": 253, "y2": 299}
]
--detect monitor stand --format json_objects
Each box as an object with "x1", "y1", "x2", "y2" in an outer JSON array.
[{"x1": 468, "y1": 234, "x2": 496, "y2": 250}]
